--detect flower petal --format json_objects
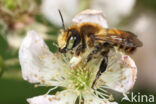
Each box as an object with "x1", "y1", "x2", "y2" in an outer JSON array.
[
  {"x1": 27, "y1": 95, "x2": 57, "y2": 104},
  {"x1": 83, "y1": 93, "x2": 118, "y2": 104},
  {"x1": 95, "y1": 51, "x2": 137, "y2": 93},
  {"x1": 19, "y1": 31, "x2": 63, "y2": 83},
  {"x1": 27, "y1": 91, "x2": 77, "y2": 104},
  {"x1": 72, "y1": 9, "x2": 108, "y2": 28},
  {"x1": 41, "y1": 0, "x2": 78, "y2": 26}
]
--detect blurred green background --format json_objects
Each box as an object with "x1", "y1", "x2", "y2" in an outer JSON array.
[{"x1": 0, "y1": 0, "x2": 156, "y2": 104}]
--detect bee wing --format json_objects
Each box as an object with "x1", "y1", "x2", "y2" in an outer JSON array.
[{"x1": 94, "y1": 29, "x2": 143, "y2": 48}]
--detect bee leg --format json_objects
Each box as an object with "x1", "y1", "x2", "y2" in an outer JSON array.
[
  {"x1": 75, "y1": 36, "x2": 86, "y2": 56},
  {"x1": 75, "y1": 44, "x2": 84, "y2": 56},
  {"x1": 86, "y1": 44, "x2": 102, "y2": 64},
  {"x1": 92, "y1": 51, "x2": 108, "y2": 89}
]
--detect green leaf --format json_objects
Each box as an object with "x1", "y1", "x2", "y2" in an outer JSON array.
[
  {"x1": 0, "y1": 56, "x2": 4, "y2": 77},
  {"x1": 0, "y1": 34, "x2": 8, "y2": 57}
]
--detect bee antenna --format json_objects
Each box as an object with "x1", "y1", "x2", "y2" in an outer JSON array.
[{"x1": 58, "y1": 9, "x2": 65, "y2": 31}]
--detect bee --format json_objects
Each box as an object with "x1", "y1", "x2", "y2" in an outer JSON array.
[{"x1": 57, "y1": 10, "x2": 143, "y2": 88}]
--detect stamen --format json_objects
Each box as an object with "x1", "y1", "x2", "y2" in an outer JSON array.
[
  {"x1": 96, "y1": 91, "x2": 107, "y2": 99},
  {"x1": 46, "y1": 86, "x2": 58, "y2": 94},
  {"x1": 97, "y1": 87, "x2": 108, "y2": 94},
  {"x1": 52, "y1": 42, "x2": 59, "y2": 48},
  {"x1": 95, "y1": 89, "x2": 110, "y2": 99},
  {"x1": 79, "y1": 94, "x2": 82, "y2": 104}
]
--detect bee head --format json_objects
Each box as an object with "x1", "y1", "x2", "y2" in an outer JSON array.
[
  {"x1": 57, "y1": 10, "x2": 81, "y2": 53},
  {"x1": 58, "y1": 28, "x2": 81, "y2": 53}
]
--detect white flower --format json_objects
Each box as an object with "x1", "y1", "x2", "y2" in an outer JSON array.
[
  {"x1": 41, "y1": 0, "x2": 79, "y2": 26},
  {"x1": 72, "y1": 9, "x2": 108, "y2": 28},
  {"x1": 19, "y1": 10, "x2": 137, "y2": 104},
  {"x1": 41, "y1": 0, "x2": 135, "y2": 26}
]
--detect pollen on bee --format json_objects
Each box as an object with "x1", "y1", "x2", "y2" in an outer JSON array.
[{"x1": 107, "y1": 30, "x2": 115, "y2": 34}]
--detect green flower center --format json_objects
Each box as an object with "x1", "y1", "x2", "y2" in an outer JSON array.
[{"x1": 68, "y1": 65, "x2": 93, "y2": 91}]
